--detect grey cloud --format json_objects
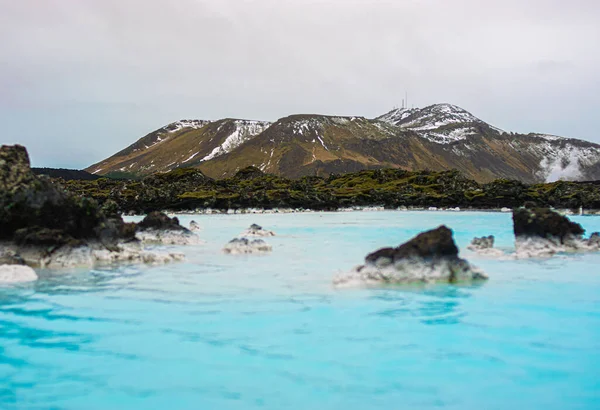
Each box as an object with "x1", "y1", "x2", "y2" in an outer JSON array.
[{"x1": 0, "y1": 0, "x2": 599, "y2": 167}]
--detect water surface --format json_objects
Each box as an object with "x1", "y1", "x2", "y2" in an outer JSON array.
[{"x1": 1, "y1": 211, "x2": 599, "y2": 409}]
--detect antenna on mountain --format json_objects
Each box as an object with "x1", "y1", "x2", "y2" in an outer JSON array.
[
  {"x1": 405, "y1": 91, "x2": 408, "y2": 109},
  {"x1": 401, "y1": 99, "x2": 404, "y2": 109}
]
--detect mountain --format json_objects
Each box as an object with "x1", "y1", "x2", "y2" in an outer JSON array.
[
  {"x1": 86, "y1": 104, "x2": 600, "y2": 183},
  {"x1": 87, "y1": 119, "x2": 270, "y2": 178}
]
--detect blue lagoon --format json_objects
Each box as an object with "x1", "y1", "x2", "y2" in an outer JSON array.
[{"x1": 1, "y1": 211, "x2": 599, "y2": 409}]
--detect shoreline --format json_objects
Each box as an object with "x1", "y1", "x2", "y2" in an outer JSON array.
[{"x1": 122, "y1": 206, "x2": 600, "y2": 217}]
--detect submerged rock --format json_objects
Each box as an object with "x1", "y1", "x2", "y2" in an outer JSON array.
[
  {"x1": 335, "y1": 226, "x2": 487, "y2": 286},
  {"x1": 223, "y1": 238, "x2": 272, "y2": 255},
  {"x1": 136, "y1": 212, "x2": 200, "y2": 245},
  {"x1": 512, "y1": 206, "x2": 599, "y2": 257},
  {"x1": 240, "y1": 224, "x2": 276, "y2": 237},
  {"x1": 0, "y1": 264, "x2": 38, "y2": 284}
]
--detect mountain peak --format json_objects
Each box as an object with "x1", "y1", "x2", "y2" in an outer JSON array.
[
  {"x1": 377, "y1": 103, "x2": 503, "y2": 144},
  {"x1": 377, "y1": 103, "x2": 479, "y2": 126},
  {"x1": 163, "y1": 119, "x2": 212, "y2": 133}
]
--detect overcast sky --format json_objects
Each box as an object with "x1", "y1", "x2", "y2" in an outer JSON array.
[{"x1": 1, "y1": 0, "x2": 599, "y2": 168}]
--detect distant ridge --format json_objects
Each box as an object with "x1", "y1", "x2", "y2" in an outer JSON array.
[
  {"x1": 86, "y1": 104, "x2": 600, "y2": 183},
  {"x1": 33, "y1": 167, "x2": 102, "y2": 181}
]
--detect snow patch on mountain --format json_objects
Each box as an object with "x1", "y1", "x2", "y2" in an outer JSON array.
[
  {"x1": 291, "y1": 118, "x2": 325, "y2": 136},
  {"x1": 529, "y1": 133, "x2": 566, "y2": 142},
  {"x1": 426, "y1": 127, "x2": 480, "y2": 144},
  {"x1": 377, "y1": 107, "x2": 419, "y2": 125},
  {"x1": 164, "y1": 119, "x2": 211, "y2": 133},
  {"x1": 200, "y1": 120, "x2": 271, "y2": 162}
]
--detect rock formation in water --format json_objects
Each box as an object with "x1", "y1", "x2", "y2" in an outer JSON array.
[
  {"x1": 334, "y1": 225, "x2": 487, "y2": 286},
  {"x1": 135, "y1": 211, "x2": 200, "y2": 245},
  {"x1": 468, "y1": 236, "x2": 495, "y2": 251},
  {"x1": 0, "y1": 264, "x2": 38, "y2": 284},
  {"x1": 240, "y1": 224, "x2": 276, "y2": 237},
  {"x1": 0, "y1": 144, "x2": 188, "y2": 270},
  {"x1": 223, "y1": 238, "x2": 273, "y2": 255},
  {"x1": 467, "y1": 235, "x2": 505, "y2": 256},
  {"x1": 512, "y1": 205, "x2": 600, "y2": 257}
]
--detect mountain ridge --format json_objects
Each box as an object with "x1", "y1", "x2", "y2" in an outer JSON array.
[{"x1": 86, "y1": 104, "x2": 600, "y2": 183}]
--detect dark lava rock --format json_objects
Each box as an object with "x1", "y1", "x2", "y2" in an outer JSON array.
[
  {"x1": 14, "y1": 227, "x2": 81, "y2": 248},
  {"x1": 469, "y1": 235, "x2": 495, "y2": 250},
  {"x1": 233, "y1": 166, "x2": 265, "y2": 181},
  {"x1": 512, "y1": 207, "x2": 585, "y2": 241},
  {"x1": 0, "y1": 145, "x2": 191, "y2": 268},
  {"x1": 338, "y1": 225, "x2": 487, "y2": 285},
  {"x1": 0, "y1": 144, "x2": 137, "y2": 254},
  {"x1": 0, "y1": 145, "x2": 105, "y2": 241},
  {"x1": 365, "y1": 247, "x2": 396, "y2": 264},
  {"x1": 137, "y1": 211, "x2": 186, "y2": 232},
  {"x1": 588, "y1": 232, "x2": 600, "y2": 247},
  {"x1": 366, "y1": 225, "x2": 459, "y2": 263}
]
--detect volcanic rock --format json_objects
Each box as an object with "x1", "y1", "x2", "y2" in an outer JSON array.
[{"x1": 335, "y1": 226, "x2": 487, "y2": 286}]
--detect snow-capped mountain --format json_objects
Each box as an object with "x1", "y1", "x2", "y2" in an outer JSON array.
[
  {"x1": 86, "y1": 104, "x2": 600, "y2": 183},
  {"x1": 377, "y1": 103, "x2": 504, "y2": 144}
]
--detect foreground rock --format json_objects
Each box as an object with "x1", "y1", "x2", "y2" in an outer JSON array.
[
  {"x1": 136, "y1": 212, "x2": 201, "y2": 245},
  {"x1": 240, "y1": 224, "x2": 275, "y2": 237},
  {"x1": 334, "y1": 226, "x2": 487, "y2": 286},
  {"x1": 223, "y1": 238, "x2": 272, "y2": 255},
  {"x1": 0, "y1": 264, "x2": 38, "y2": 284},
  {"x1": 513, "y1": 206, "x2": 600, "y2": 258},
  {"x1": 0, "y1": 145, "x2": 188, "y2": 268}
]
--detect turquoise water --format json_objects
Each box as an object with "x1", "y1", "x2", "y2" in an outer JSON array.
[{"x1": 1, "y1": 211, "x2": 600, "y2": 409}]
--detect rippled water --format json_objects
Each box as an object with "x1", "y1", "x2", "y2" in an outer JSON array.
[{"x1": 1, "y1": 211, "x2": 600, "y2": 409}]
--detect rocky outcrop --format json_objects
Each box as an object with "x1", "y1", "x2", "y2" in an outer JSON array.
[
  {"x1": 467, "y1": 235, "x2": 505, "y2": 257},
  {"x1": 137, "y1": 212, "x2": 185, "y2": 231},
  {"x1": 0, "y1": 145, "x2": 190, "y2": 268},
  {"x1": 468, "y1": 236, "x2": 495, "y2": 251},
  {"x1": 0, "y1": 264, "x2": 38, "y2": 284},
  {"x1": 334, "y1": 226, "x2": 487, "y2": 286},
  {"x1": 512, "y1": 206, "x2": 600, "y2": 257},
  {"x1": 223, "y1": 238, "x2": 272, "y2": 255},
  {"x1": 240, "y1": 224, "x2": 275, "y2": 237},
  {"x1": 135, "y1": 212, "x2": 200, "y2": 245},
  {"x1": 1, "y1": 145, "x2": 107, "y2": 241}
]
